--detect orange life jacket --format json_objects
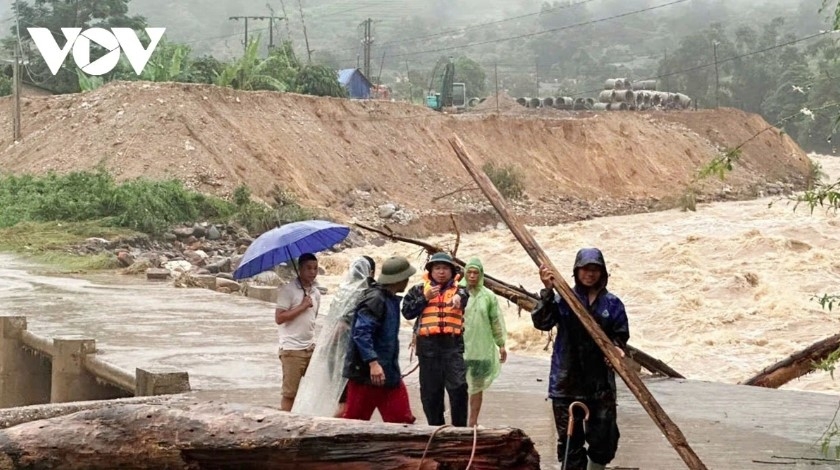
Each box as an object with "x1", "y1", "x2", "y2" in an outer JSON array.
[{"x1": 417, "y1": 273, "x2": 464, "y2": 336}]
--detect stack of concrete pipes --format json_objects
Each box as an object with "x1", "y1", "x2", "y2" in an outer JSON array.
[
  {"x1": 595, "y1": 78, "x2": 692, "y2": 111},
  {"x1": 515, "y1": 96, "x2": 594, "y2": 110}
]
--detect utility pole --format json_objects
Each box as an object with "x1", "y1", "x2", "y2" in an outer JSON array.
[
  {"x1": 276, "y1": 0, "x2": 293, "y2": 43},
  {"x1": 376, "y1": 49, "x2": 386, "y2": 88},
  {"x1": 229, "y1": 16, "x2": 284, "y2": 50},
  {"x1": 494, "y1": 62, "x2": 499, "y2": 113},
  {"x1": 535, "y1": 58, "x2": 539, "y2": 98},
  {"x1": 663, "y1": 47, "x2": 669, "y2": 91},
  {"x1": 405, "y1": 60, "x2": 412, "y2": 103},
  {"x1": 12, "y1": 47, "x2": 21, "y2": 141},
  {"x1": 297, "y1": 0, "x2": 312, "y2": 63},
  {"x1": 360, "y1": 18, "x2": 373, "y2": 78},
  {"x1": 713, "y1": 41, "x2": 720, "y2": 109}
]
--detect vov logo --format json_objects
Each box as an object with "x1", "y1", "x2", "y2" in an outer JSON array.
[{"x1": 27, "y1": 27, "x2": 166, "y2": 76}]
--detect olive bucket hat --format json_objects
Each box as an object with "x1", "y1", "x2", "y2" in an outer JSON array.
[
  {"x1": 424, "y1": 252, "x2": 458, "y2": 272},
  {"x1": 377, "y1": 256, "x2": 417, "y2": 284}
]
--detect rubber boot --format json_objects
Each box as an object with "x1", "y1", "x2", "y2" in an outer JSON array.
[{"x1": 586, "y1": 460, "x2": 606, "y2": 470}]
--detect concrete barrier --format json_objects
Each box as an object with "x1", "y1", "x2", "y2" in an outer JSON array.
[
  {"x1": 0, "y1": 316, "x2": 191, "y2": 408},
  {"x1": 247, "y1": 285, "x2": 278, "y2": 304}
]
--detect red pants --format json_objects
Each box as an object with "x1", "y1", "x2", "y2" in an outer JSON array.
[{"x1": 343, "y1": 380, "x2": 416, "y2": 424}]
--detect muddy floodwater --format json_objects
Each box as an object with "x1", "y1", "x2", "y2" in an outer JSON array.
[{"x1": 1, "y1": 154, "x2": 839, "y2": 469}]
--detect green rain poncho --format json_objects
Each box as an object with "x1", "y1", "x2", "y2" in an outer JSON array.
[{"x1": 459, "y1": 258, "x2": 507, "y2": 394}]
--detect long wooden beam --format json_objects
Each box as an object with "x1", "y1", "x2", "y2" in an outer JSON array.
[
  {"x1": 447, "y1": 134, "x2": 707, "y2": 470},
  {"x1": 354, "y1": 223, "x2": 684, "y2": 379}
]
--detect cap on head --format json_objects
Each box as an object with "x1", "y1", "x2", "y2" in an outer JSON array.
[{"x1": 377, "y1": 256, "x2": 417, "y2": 285}]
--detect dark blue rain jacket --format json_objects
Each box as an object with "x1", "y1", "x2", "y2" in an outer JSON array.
[{"x1": 531, "y1": 248, "x2": 630, "y2": 400}]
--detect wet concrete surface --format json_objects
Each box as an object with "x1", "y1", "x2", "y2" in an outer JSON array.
[{"x1": 1, "y1": 254, "x2": 839, "y2": 469}]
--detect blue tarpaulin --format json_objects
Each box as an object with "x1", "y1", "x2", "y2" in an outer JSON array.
[{"x1": 337, "y1": 68, "x2": 373, "y2": 99}]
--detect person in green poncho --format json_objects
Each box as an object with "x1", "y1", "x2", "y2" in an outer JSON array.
[{"x1": 460, "y1": 258, "x2": 507, "y2": 427}]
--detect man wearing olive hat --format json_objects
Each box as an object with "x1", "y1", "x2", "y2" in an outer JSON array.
[
  {"x1": 342, "y1": 256, "x2": 417, "y2": 423},
  {"x1": 402, "y1": 252, "x2": 470, "y2": 427}
]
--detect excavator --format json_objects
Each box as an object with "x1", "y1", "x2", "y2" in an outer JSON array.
[{"x1": 425, "y1": 57, "x2": 466, "y2": 112}]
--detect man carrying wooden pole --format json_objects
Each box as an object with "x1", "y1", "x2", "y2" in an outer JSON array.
[{"x1": 447, "y1": 134, "x2": 708, "y2": 470}]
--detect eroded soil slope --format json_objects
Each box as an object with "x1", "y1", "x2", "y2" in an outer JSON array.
[{"x1": 0, "y1": 82, "x2": 811, "y2": 234}]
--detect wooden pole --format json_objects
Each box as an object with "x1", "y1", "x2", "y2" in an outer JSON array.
[
  {"x1": 446, "y1": 134, "x2": 708, "y2": 470},
  {"x1": 353, "y1": 222, "x2": 685, "y2": 378},
  {"x1": 12, "y1": 47, "x2": 21, "y2": 141}
]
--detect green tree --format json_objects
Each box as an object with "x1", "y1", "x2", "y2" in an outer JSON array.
[
  {"x1": 6, "y1": 0, "x2": 146, "y2": 93},
  {"x1": 453, "y1": 56, "x2": 487, "y2": 98},
  {"x1": 216, "y1": 37, "x2": 292, "y2": 92},
  {"x1": 294, "y1": 64, "x2": 347, "y2": 97}
]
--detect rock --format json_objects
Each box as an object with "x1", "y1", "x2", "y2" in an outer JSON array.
[
  {"x1": 206, "y1": 257, "x2": 232, "y2": 274},
  {"x1": 231, "y1": 254, "x2": 244, "y2": 271},
  {"x1": 193, "y1": 268, "x2": 211, "y2": 275},
  {"x1": 163, "y1": 260, "x2": 193, "y2": 273},
  {"x1": 236, "y1": 237, "x2": 254, "y2": 246},
  {"x1": 116, "y1": 251, "x2": 135, "y2": 267},
  {"x1": 122, "y1": 258, "x2": 152, "y2": 275},
  {"x1": 216, "y1": 278, "x2": 240, "y2": 292},
  {"x1": 173, "y1": 227, "x2": 194, "y2": 238},
  {"x1": 146, "y1": 268, "x2": 170, "y2": 280},
  {"x1": 207, "y1": 225, "x2": 221, "y2": 241},
  {"x1": 184, "y1": 250, "x2": 209, "y2": 266},
  {"x1": 378, "y1": 203, "x2": 397, "y2": 219},
  {"x1": 163, "y1": 233, "x2": 177, "y2": 242},
  {"x1": 252, "y1": 271, "x2": 282, "y2": 286},
  {"x1": 191, "y1": 274, "x2": 217, "y2": 290},
  {"x1": 217, "y1": 287, "x2": 232, "y2": 294},
  {"x1": 192, "y1": 224, "x2": 206, "y2": 239},
  {"x1": 496, "y1": 222, "x2": 506, "y2": 230},
  {"x1": 216, "y1": 272, "x2": 234, "y2": 281}
]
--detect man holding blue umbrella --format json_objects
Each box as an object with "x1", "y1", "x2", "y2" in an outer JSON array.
[{"x1": 275, "y1": 253, "x2": 322, "y2": 411}]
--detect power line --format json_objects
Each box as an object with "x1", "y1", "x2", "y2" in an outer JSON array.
[
  {"x1": 337, "y1": 0, "x2": 690, "y2": 61},
  {"x1": 326, "y1": 0, "x2": 599, "y2": 55}
]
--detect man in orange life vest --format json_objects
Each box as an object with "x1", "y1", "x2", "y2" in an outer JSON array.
[{"x1": 402, "y1": 252, "x2": 471, "y2": 427}]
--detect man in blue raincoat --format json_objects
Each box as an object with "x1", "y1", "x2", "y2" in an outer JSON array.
[{"x1": 532, "y1": 248, "x2": 629, "y2": 470}]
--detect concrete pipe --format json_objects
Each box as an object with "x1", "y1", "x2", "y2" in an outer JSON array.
[
  {"x1": 585, "y1": 97, "x2": 595, "y2": 109},
  {"x1": 529, "y1": 98, "x2": 541, "y2": 108},
  {"x1": 592, "y1": 103, "x2": 609, "y2": 111},
  {"x1": 635, "y1": 91, "x2": 648, "y2": 106},
  {"x1": 632, "y1": 80, "x2": 657, "y2": 91},
  {"x1": 542, "y1": 97, "x2": 554, "y2": 107},
  {"x1": 573, "y1": 97, "x2": 587, "y2": 110},
  {"x1": 613, "y1": 89, "x2": 634, "y2": 102},
  {"x1": 651, "y1": 94, "x2": 662, "y2": 106},
  {"x1": 675, "y1": 93, "x2": 691, "y2": 108},
  {"x1": 555, "y1": 97, "x2": 574, "y2": 109},
  {"x1": 604, "y1": 79, "x2": 617, "y2": 89},
  {"x1": 614, "y1": 78, "x2": 630, "y2": 90},
  {"x1": 516, "y1": 97, "x2": 528, "y2": 106},
  {"x1": 598, "y1": 90, "x2": 615, "y2": 103},
  {"x1": 468, "y1": 97, "x2": 480, "y2": 107},
  {"x1": 614, "y1": 102, "x2": 629, "y2": 111}
]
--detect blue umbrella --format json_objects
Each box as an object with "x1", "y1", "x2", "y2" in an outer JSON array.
[{"x1": 233, "y1": 220, "x2": 350, "y2": 280}]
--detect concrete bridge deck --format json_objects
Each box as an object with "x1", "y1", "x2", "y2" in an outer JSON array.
[{"x1": 1, "y1": 254, "x2": 838, "y2": 469}]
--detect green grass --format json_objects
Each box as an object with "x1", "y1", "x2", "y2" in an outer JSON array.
[
  {"x1": 0, "y1": 220, "x2": 139, "y2": 273},
  {"x1": 0, "y1": 171, "x2": 317, "y2": 272}
]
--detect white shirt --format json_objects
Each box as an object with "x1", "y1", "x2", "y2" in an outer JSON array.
[{"x1": 276, "y1": 278, "x2": 321, "y2": 351}]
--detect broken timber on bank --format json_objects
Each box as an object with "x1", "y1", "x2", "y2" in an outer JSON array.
[
  {"x1": 447, "y1": 134, "x2": 708, "y2": 470},
  {"x1": 741, "y1": 333, "x2": 840, "y2": 388},
  {"x1": 0, "y1": 402, "x2": 539, "y2": 470},
  {"x1": 353, "y1": 223, "x2": 684, "y2": 379}
]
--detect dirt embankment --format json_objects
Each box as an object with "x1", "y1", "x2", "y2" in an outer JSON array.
[{"x1": 0, "y1": 82, "x2": 811, "y2": 236}]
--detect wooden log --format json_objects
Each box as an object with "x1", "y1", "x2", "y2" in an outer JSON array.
[
  {"x1": 741, "y1": 333, "x2": 840, "y2": 388},
  {"x1": 0, "y1": 402, "x2": 540, "y2": 469},
  {"x1": 354, "y1": 223, "x2": 684, "y2": 378},
  {"x1": 447, "y1": 134, "x2": 708, "y2": 470},
  {"x1": 0, "y1": 395, "x2": 193, "y2": 429}
]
